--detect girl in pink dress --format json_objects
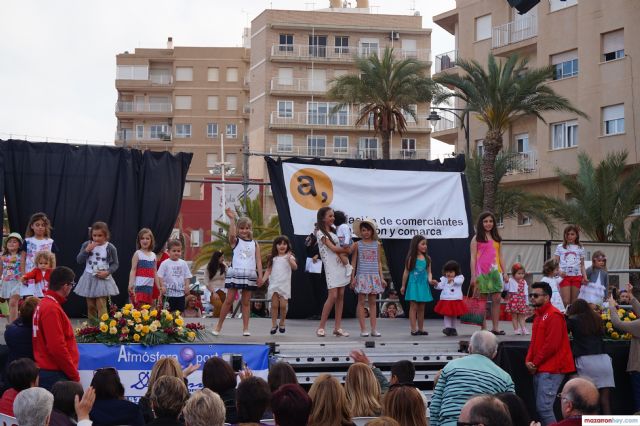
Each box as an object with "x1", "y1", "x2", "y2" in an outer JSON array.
[{"x1": 505, "y1": 263, "x2": 530, "y2": 335}]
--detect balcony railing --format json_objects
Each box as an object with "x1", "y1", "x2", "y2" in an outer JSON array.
[
  {"x1": 504, "y1": 151, "x2": 537, "y2": 174},
  {"x1": 115, "y1": 102, "x2": 173, "y2": 113},
  {"x1": 430, "y1": 110, "x2": 459, "y2": 132},
  {"x1": 149, "y1": 74, "x2": 173, "y2": 85},
  {"x1": 269, "y1": 112, "x2": 431, "y2": 130},
  {"x1": 492, "y1": 15, "x2": 538, "y2": 49},
  {"x1": 269, "y1": 145, "x2": 430, "y2": 160},
  {"x1": 434, "y1": 50, "x2": 458, "y2": 73},
  {"x1": 115, "y1": 130, "x2": 172, "y2": 142},
  {"x1": 270, "y1": 78, "x2": 333, "y2": 93},
  {"x1": 270, "y1": 44, "x2": 430, "y2": 62}
]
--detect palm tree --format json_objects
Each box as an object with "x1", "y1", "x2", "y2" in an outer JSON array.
[
  {"x1": 327, "y1": 47, "x2": 437, "y2": 159},
  {"x1": 191, "y1": 198, "x2": 281, "y2": 273},
  {"x1": 434, "y1": 53, "x2": 587, "y2": 212},
  {"x1": 540, "y1": 150, "x2": 640, "y2": 243},
  {"x1": 465, "y1": 152, "x2": 554, "y2": 235}
]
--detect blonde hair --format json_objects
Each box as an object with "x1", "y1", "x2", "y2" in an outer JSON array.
[
  {"x1": 137, "y1": 228, "x2": 156, "y2": 251},
  {"x1": 236, "y1": 217, "x2": 253, "y2": 239},
  {"x1": 308, "y1": 374, "x2": 352, "y2": 426},
  {"x1": 382, "y1": 386, "x2": 427, "y2": 426},
  {"x1": 144, "y1": 357, "x2": 183, "y2": 398},
  {"x1": 365, "y1": 417, "x2": 401, "y2": 426},
  {"x1": 183, "y1": 388, "x2": 225, "y2": 426},
  {"x1": 34, "y1": 251, "x2": 55, "y2": 268},
  {"x1": 345, "y1": 363, "x2": 382, "y2": 417},
  {"x1": 151, "y1": 376, "x2": 188, "y2": 418}
]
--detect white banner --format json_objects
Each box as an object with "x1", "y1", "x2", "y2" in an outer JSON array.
[{"x1": 282, "y1": 163, "x2": 469, "y2": 239}]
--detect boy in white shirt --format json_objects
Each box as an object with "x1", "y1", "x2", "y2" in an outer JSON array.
[{"x1": 157, "y1": 240, "x2": 192, "y2": 312}]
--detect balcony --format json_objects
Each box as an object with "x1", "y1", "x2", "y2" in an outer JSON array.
[
  {"x1": 270, "y1": 78, "x2": 333, "y2": 95},
  {"x1": 269, "y1": 112, "x2": 431, "y2": 132},
  {"x1": 269, "y1": 145, "x2": 430, "y2": 160},
  {"x1": 115, "y1": 101, "x2": 173, "y2": 115},
  {"x1": 429, "y1": 111, "x2": 459, "y2": 145},
  {"x1": 116, "y1": 73, "x2": 173, "y2": 89},
  {"x1": 270, "y1": 44, "x2": 430, "y2": 63},
  {"x1": 115, "y1": 130, "x2": 172, "y2": 144},
  {"x1": 492, "y1": 15, "x2": 537, "y2": 51},
  {"x1": 434, "y1": 50, "x2": 458, "y2": 74},
  {"x1": 504, "y1": 151, "x2": 537, "y2": 175}
]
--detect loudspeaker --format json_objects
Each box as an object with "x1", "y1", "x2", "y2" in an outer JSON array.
[{"x1": 507, "y1": 0, "x2": 540, "y2": 14}]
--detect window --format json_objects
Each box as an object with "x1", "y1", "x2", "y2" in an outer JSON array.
[
  {"x1": 190, "y1": 229, "x2": 202, "y2": 247},
  {"x1": 496, "y1": 215, "x2": 504, "y2": 228},
  {"x1": 183, "y1": 183, "x2": 191, "y2": 197},
  {"x1": 225, "y1": 154, "x2": 237, "y2": 170},
  {"x1": 136, "y1": 125, "x2": 144, "y2": 140},
  {"x1": 307, "y1": 135, "x2": 327, "y2": 157},
  {"x1": 518, "y1": 214, "x2": 532, "y2": 226},
  {"x1": 175, "y1": 124, "x2": 192, "y2": 138},
  {"x1": 175, "y1": 67, "x2": 193, "y2": 81},
  {"x1": 358, "y1": 137, "x2": 379, "y2": 159},
  {"x1": 476, "y1": 140, "x2": 484, "y2": 157},
  {"x1": 307, "y1": 102, "x2": 348, "y2": 125},
  {"x1": 551, "y1": 120, "x2": 578, "y2": 149},
  {"x1": 309, "y1": 35, "x2": 327, "y2": 57},
  {"x1": 116, "y1": 65, "x2": 148, "y2": 80},
  {"x1": 207, "y1": 123, "x2": 218, "y2": 138},
  {"x1": 208, "y1": 68, "x2": 219, "y2": 81},
  {"x1": 226, "y1": 96, "x2": 238, "y2": 111},
  {"x1": 602, "y1": 104, "x2": 624, "y2": 135},
  {"x1": 475, "y1": 14, "x2": 492, "y2": 41},
  {"x1": 308, "y1": 68, "x2": 326, "y2": 91},
  {"x1": 335, "y1": 36, "x2": 349, "y2": 54},
  {"x1": 549, "y1": 0, "x2": 577, "y2": 12},
  {"x1": 277, "y1": 100, "x2": 293, "y2": 118},
  {"x1": 401, "y1": 39, "x2": 417, "y2": 57},
  {"x1": 333, "y1": 136, "x2": 349, "y2": 154},
  {"x1": 277, "y1": 134, "x2": 293, "y2": 153},
  {"x1": 226, "y1": 68, "x2": 239, "y2": 82},
  {"x1": 402, "y1": 105, "x2": 417, "y2": 123},
  {"x1": 278, "y1": 68, "x2": 293, "y2": 86},
  {"x1": 226, "y1": 123, "x2": 237, "y2": 138},
  {"x1": 359, "y1": 38, "x2": 379, "y2": 56},
  {"x1": 401, "y1": 138, "x2": 416, "y2": 159},
  {"x1": 207, "y1": 96, "x2": 219, "y2": 110},
  {"x1": 206, "y1": 153, "x2": 219, "y2": 168},
  {"x1": 552, "y1": 50, "x2": 578, "y2": 80},
  {"x1": 515, "y1": 133, "x2": 529, "y2": 153},
  {"x1": 175, "y1": 96, "x2": 191, "y2": 110},
  {"x1": 602, "y1": 30, "x2": 624, "y2": 62},
  {"x1": 279, "y1": 34, "x2": 294, "y2": 51},
  {"x1": 150, "y1": 124, "x2": 169, "y2": 139}
]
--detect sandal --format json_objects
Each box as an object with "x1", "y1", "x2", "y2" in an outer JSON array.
[
  {"x1": 279, "y1": 326, "x2": 286, "y2": 333},
  {"x1": 316, "y1": 328, "x2": 326, "y2": 337},
  {"x1": 491, "y1": 329, "x2": 506, "y2": 336},
  {"x1": 333, "y1": 328, "x2": 350, "y2": 337}
]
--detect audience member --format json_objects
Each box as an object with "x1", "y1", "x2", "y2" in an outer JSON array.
[
  {"x1": 565, "y1": 299, "x2": 614, "y2": 414},
  {"x1": 619, "y1": 289, "x2": 632, "y2": 305},
  {"x1": 458, "y1": 395, "x2": 512, "y2": 426},
  {"x1": 50, "y1": 381, "x2": 84, "y2": 426},
  {"x1": 250, "y1": 301, "x2": 269, "y2": 318},
  {"x1": 271, "y1": 384, "x2": 311, "y2": 426},
  {"x1": 430, "y1": 330, "x2": 515, "y2": 426},
  {"x1": 13, "y1": 387, "x2": 54, "y2": 426},
  {"x1": 0, "y1": 358, "x2": 39, "y2": 416},
  {"x1": 32, "y1": 266, "x2": 80, "y2": 390},
  {"x1": 89, "y1": 367, "x2": 144, "y2": 426},
  {"x1": 139, "y1": 357, "x2": 195, "y2": 423},
  {"x1": 148, "y1": 376, "x2": 189, "y2": 426},
  {"x1": 526, "y1": 282, "x2": 574, "y2": 426},
  {"x1": 308, "y1": 374, "x2": 354, "y2": 426},
  {"x1": 609, "y1": 283, "x2": 640, "y2": 411},
  {"x1": 496, "y1": 392, "x2": 532, "y2": 426},
  {"x1": 364, "y1": 417, "x2": 400, "y2": 426},
  {"x1": 382, "y1": 385, "x2": 427, "y2": 426},
  {"x1": 4, "y1": 297, "x2": 39, "y2": 365},
  {"x1": 234, "y1": 376, "x2": 271, "y2": 425},
  {"x1": 182, "y1": 388, "x2": 225, "y2": 426},
  {"x1": 381, "y1": 302, "x2": 401, "y2": 318},
  {"x1": 202, "y1": 356, "x2": 238, "y2": 424},
  {"x1": 268, "y1": 361, "x2": 299, "y2": 393},
  {"x1": 345, "y1": 363, "x2": 382, "y2": 417},
  {"x1": 551, "y1": 377, "x2": 599, "y2": 426}
]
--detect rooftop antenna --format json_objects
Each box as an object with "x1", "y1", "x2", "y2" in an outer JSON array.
[
  {"x1": 305, "y1": 1, "x2": 316, "y2": 10},
  {"x1": 409, "y1": 0, "x2": 416, "y2": 14}
]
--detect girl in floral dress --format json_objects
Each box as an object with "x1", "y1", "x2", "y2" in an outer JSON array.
[{"x1": 506, "y1": 263, "x2": 530, "y2": 335}]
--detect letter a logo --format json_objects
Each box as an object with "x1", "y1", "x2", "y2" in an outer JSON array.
[{"x1": 289, "y1": 168, "x2": 334, "y2": 210}]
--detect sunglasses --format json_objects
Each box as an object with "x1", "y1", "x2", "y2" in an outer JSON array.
[
  {"x1": 528, "y1": 293, "x2": 546, "y2": 299},
  {"x1": 66, "y1": 281, "x2": 77, "y2": 290}
]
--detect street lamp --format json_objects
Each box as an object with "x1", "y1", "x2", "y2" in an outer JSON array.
[{"x1": 428, "y1": 107, "x2": 470, "y2": 156}]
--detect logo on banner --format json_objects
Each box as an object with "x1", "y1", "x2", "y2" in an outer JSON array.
[{"x1": 289, "y1": 168, "x2": 333, "y2": 210}]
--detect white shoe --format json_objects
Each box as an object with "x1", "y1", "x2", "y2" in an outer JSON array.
[
  {"x1": 360, "y1": 331, "x2": 370, "y2": 337},
  {"x1": 243, "y1": 330, "x2": 251, "y2": 336},
  {"x1": 371, "y1": 330, "x2": 381, "y2": 337},
  {"x1": 514, "y1": 329, "x2": 522, "y2": 335},
  {"x1": 345, "y1": 264, "x2": 353, "y2": 277},
  {"x1": 211, "y1": 329, "x2": 220, "y2": 336}
]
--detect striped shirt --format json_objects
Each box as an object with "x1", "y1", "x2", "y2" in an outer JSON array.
[{"x1": 429, "y1": 354, "x2": 515, "y2": 426}]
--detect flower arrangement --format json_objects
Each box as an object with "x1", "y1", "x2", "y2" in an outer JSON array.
[
  {"x1": 76, "y1": 304, "x2": 206, "y2": 346},
  {"x1": 602, "y1": 307, "x2": 637, "y2": 340}
]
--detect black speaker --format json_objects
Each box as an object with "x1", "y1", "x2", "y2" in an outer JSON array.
[{"x1": 507, "y1": 0, "x2": 540, "y2": 14}]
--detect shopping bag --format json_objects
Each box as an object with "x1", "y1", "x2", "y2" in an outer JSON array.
[{"x1": 460, "y1": 292, "x2": 486, "y2": 326}]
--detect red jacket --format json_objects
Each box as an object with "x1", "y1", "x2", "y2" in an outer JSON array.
[
  {"x1": 526, "y1": 301, "x2": 575, "y2": 374},
  {"x1": 23, "y1": 267, "x2": 52, "y2": 291},
  {"x1": 0, "y1": 388, "x2": 18, "y2": 416},
  {"x1": 32, "y1": 290, "x2": 80, "y2": 381}
]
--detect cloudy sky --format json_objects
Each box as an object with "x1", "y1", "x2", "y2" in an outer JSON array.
[{"x1": 0, "y1": 0, "x2": 455, "y2": 145}]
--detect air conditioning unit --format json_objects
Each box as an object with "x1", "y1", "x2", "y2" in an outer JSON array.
[
  {"x1": 243, "y1": 105, "x2": 251, "y2": 114},
  {"x1": 160, "y1": 133, "x2": 172, "y2": 141},
  {"x1": 390, "y1": 31, "x2": 400, "y2": 40}
]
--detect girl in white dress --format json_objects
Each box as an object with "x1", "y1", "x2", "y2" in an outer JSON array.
[
  {"x1": 315, "y1": 207, "x2": 351, "y2": 338},
  {"x1": 262, "y1": 235, "x2": 297, "y2": 334},
  {"x1": 541, "y1": 258, "x2": 565, "y2": 313}
]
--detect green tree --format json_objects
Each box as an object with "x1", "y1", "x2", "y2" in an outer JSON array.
[
  {"x1": 327, "y1": 47, "x2": 437, "y2": 159},
  {"x1": 465, "y1": 152, "x2": 554, "y2": 234},
  {"x1": 541, "y1": 151, "x2": 640, "y2": 243},
  {"x1": 434, "y1": 54, "x2": 587, "y2": 212},
  {"x1": 191, "y1": 198, "x2": 281, "y2": 273}
]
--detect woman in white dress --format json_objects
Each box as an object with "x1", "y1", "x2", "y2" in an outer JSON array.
[{"x1": 315, "y1": 207, "x2": 351, "y2": 337}]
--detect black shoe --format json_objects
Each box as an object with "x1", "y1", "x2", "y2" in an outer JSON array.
[
  {"x1": 279, "y1": 326, "x2": 286, "y2": 333},
  {"x1": 420, "y1": 330, "x2": 429, "y2": 336},
  {"x1": 270, "y1": 326, "x2": 277, "y2": 335},
  {"x1": 443, "y1": 328, "x2": 451, "y2": 336},
  {"x1": 450, "y1": 328, "x2": 458, "y2": 336},
  {"x1": 411, "y1": 330, "x2": 420, "y2": 336}
]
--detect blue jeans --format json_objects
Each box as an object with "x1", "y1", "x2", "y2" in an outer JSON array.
[
  {"x1": 534, "y1": 372, "x2": 564, "y2": 426},
  {"x1": 39, "y1": 370, "x2": 70, "y2": 391},
  {"x1": 631, "y1": 372, "x2": 640, "y2": 412}
]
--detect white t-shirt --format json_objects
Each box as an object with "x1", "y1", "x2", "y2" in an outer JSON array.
[
  {"x1": 554, "y1": 244, "x2": 584, "y2": 276},
  {"x1": 336, "y1": 224, "x2": 352, "y2": 247},
  {"x1": 84, "y1": 243, "x2": 109, "y2": 274},
  {"x1": 157, "y1": 258, "x2": 192, "y2": 298}
]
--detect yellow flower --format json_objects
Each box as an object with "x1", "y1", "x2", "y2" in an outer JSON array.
[
  {"x1": 165, "y1": 313, "x2": 174, "y2": 321},
  {"x1": 187, "y1": 331, "x2": 196, "y2": 341},
  {"x1": 150, "y1": 310, "x2": 158, "y2": 317},
  {"x1": 135, "y1": 317, "x2": 142, "y2": 324},
  {"x1": 141, "y1": 309, "x2": 149, "y2": 317},
  {"x1": 601, "y1": 313, "x2": 608, "y2": 320},
  {"x1": 121, "y1": 327, "x2": 129, "y2": 334},
  {"x1": 123, "y1": 309, "x2": 130, "y2": 316},
  {"x1": 114, "y1": 312, "x2": 122, "y2": 319},
  {"x1": 629, "y1": 312, "x2": 637, "y2": 320},
  {"x1": 100, "y1": 324, "x2": 108, "y2": 333},
  {"x1": 133, "y1": 333, "x2": 140, "y2": 342},
  {"x1": 142, "y1": 325, "x2": 150, "y2": 334},
  {"x1": 140, "y1": 332, "x2": 146, "y2": 337},
  {"x1": 624, "y1": 317, "x2": 631, "y2": 322},
  {"x1": 127, "y1": 320, "x2": 134, "y2": 326},
  {"x1": 132, "y1": 311, "x2": 142, "y2": 319},
  {"x1": 177, "y1": 326, "x2": 183, "y2": 333},
  {"x1": 606, "y1": 322, "x2": 613, "y2": 329},
  {"x1": 100, "y1": 313, "x2": 109, "y2": 321},
  {"x1": 624, "y1": 333, "x2": 632, "y2": 339},
  {"x1": 109, "y1": 320, "x2": 117, "y2": 328},
  {"x1": 175, "y1": 310, "x2": 181, "y2": 316},
  {"x1": 149, "y1": 324, "x2": 158, "y2": 332},
  {"x1": 611, "y1": 332, "x2": 620, "y2": 339},
  {"x1": 141, "y1": 304, "x2": 151, "y2": 310},
  {"x1": 109, "y1": 327, "x2": 118, "y2": 335},
  {"x1": 143, "y1": 315, "x2": 150, "y2": 322},
  {"x1": 175, "y1": 318, "x2": 184, "y2": 327},
  {"x1": 607, "y1": 328, "x2": 614, "y2": 334},
  {"x1": 618, "y1": 309, "x2": 626, "y2": 316},
  {"x1": 152, "y1": 320, "x2": 161, "y2": 328},
  {"x1": 124, "y1": 303, "x2": 133, "y2": 310},
  {"x1": 134, "y1": 324, "x2": 143, "y2": 333}
]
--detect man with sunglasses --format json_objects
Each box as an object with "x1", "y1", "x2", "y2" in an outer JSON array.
[
  {"x1": 525, "y1": 282, "x2": 574, "y2": 426},
  {"x1": 32, "y1": 266, "x2": 80, "y2": 390}
]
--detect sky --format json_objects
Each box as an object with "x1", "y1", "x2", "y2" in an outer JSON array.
[{"x1": 0, "y1": 0, "x2": 455, "y2": 148}]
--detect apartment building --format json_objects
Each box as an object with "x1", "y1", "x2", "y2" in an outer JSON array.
[
  {"x1": 432, "y1": 0, "x2": 640, "y2": 239},
  {"x1": 248, "y1": 1, "x2": 433, "y2": 214}
]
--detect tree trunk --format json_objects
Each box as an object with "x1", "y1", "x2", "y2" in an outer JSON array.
[
  {"x1": 382, "y1": 131, "x2": 391, "y2": 160},
  {"x1": 481, "y1": 130, "x2": 503, "y2": 213}
]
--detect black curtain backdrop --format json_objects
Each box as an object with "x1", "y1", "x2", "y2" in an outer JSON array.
[
  {"x1": 266, "y1": 155, "x2": 474, "y2": 319},
  {"x1": 0, "y1": 140, "x2": 192, "y2": 317}
]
